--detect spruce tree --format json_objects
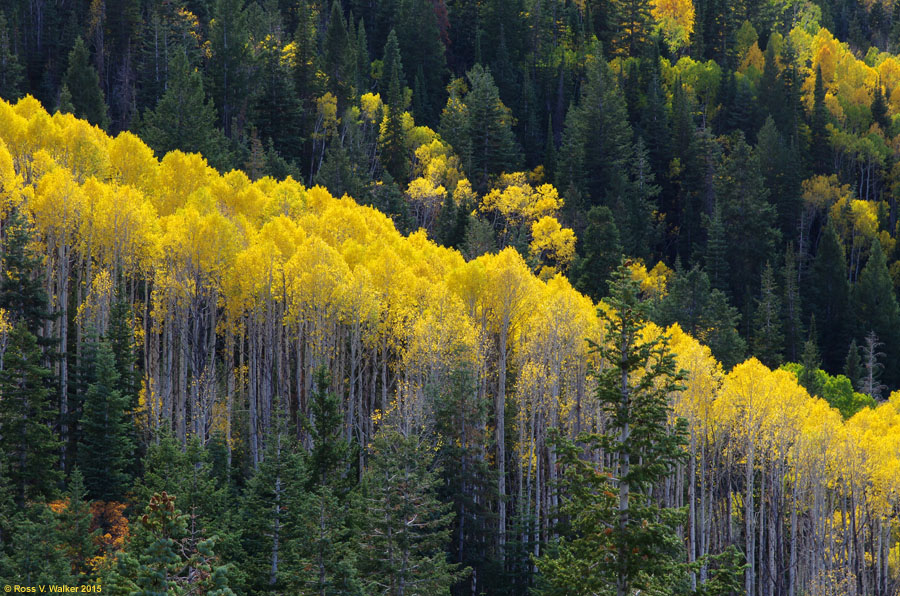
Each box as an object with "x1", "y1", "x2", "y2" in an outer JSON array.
[
  {"x1": 140, "y1": 49, "x2": 231, "y2": 170},
  {"x1": 0, "y1": 11, "x2": 23, "y2": 101},
  {"x1": 844, "y1": 338, "x2": 862, "y2": 391},
  {"x1": 463, "y1": 64, "x2": 521, "y2": 192},
  {"x1": 807, "y1": 221, "x2": 851, "y2": 372},
  {"x1": 208, "y1": 0, "x2": 252, "y2": 138},
  {"x1": 78, "y1": 339, "x2": 134, "y2": 502},
  {"x1": 573, "y1": 205, "x2": 624, "y2": 301},
  {"x1": 704, "y1": 203, "x2": 729, "y2": 294},
  {"x1": 852, "y1": 239, "x2": 900, "y2": 387},
  {"x1": 323, "y1": 0, "x2": 352, "y2": 105},
  {"x1": 537, "y1": 264, "x2": 691, "y2": 595},
  {"x1": 56, "y1": 469, "x2": 98, "y2": 582},
  {"x1": 355, "y1": 422, "x2": 466, "y2": 594},
  {"x1": 0, "y1": 207, "x2": 54, "y2": 339},
  {"x1": 380, "y1": 30, "x2": 410, "y2": 183},
  {"x1": 798, "y1": 326, "x2": 824, "y2": 398},
  {"x1": 0, "y1": 324, "x2": 61, "y2": 507},
  {"x1": 63, "y1": 37, "x2": 108, "y2": 128},
  {"x1": 782, "y1": 244, "x2": 804, "y2": 362},
  {"x1": 395, "y1": 0, "x2": 447, "y2": 125},
  {"x1": 751, "y1": 262, "x2": 784, "y2": 367},
  {"x1": 809, "y1": 66, "x2": 831, "y2": 174},
  {"x1": 0, "y1": 504, "x2": 74, "y2": 586},
  {"x1": 872, "y1": 78, "x2": 891, "y2": 132}
]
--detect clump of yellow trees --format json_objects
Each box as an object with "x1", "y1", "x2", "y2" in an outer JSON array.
[{"x1": 2, "y1": 95, "x2": 900, "y2": 595}]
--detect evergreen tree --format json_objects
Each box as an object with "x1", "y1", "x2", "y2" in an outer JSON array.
[
  {"x1": 140, "y1": 49, "x2": 231, "y2": 170},
  {"x1": 77, "y1": 339, "x2": 134, "y2": 502},
  {"x1": 851, "y1": 239, "x2": 900, "y2": 387},
  {"x1": 355, "y1": 421, "x2": 467, "y2": 594},
  {"x1": 0, "y1": 207, "x2": 54, "y2": 338},
  {"x1": 109, "y1": 492, "x2": 235, "y2": 595},
  {"x1": 872, "y1": 78, "x2": 891, "y2": 133},
  {"x1": 782, "y1": 244, "x2": 804, "y2": 362},
  {"x1": 612, "y1": 0, "x2": 654, "y2": 56},
  {"x1": 380, "y1": 30, "x2": 410, "y2": 183},
  {"x1": 323, "y1": 0, "x2": 353, "y2": 106},
  {"x1": 0, "y1": 324, "x2": 61, "y2": 507},
  {"x1": 251, "y1": 31, "x2": 304, "y2": 163},
  {"x1": 751, "y1": 262, "x2": 784, "y2": 367},
  {"x1": 861, "y1": 330, "x2": 887, "y2": 399},
  {"x1": 807, "y1": 222, "x2": 851, "y2": 373},
  {"x1": 0, "y1": 11, "x2": 23, "y2": 101},
  {"x1": 56, "y1": 469, "x2": 98, "y2": 582},
  {"x1": 757, "y1": 116, "x2": 802, "y2": 239},
  {"x1": 463, "y1": 64, "x2": 521, "y2": 192},
  {"x1": 0, "y1": 504, "x2": 74, "y2": 586},
  {"x1": 704, "y1": 203, "x2": 729, "y2": 294},
  {"x1": 306, "y1": 366, "x2": 355, "y2": 493},
  {"x1": 63, "y1": 37, "x2": 108, "y2": 128},
  {"x1": 844, "y1": 338, "x2": 862, "y2": 391},
  {"x1": 714, "y1": 132, "x2": 780, "y2": 308},
  {"x1": 395, "y1": 0, "x2": 448, "y2": 125},
  {"x1": 208, "y1": 0, "x2": 253, "y2": 138},
  {"x1": 537, "y1": 264, "x2": 691, "y2": 595},
  {"x1": 798, "y1": 327, "x2": 824, "y2": 398},
  {"x1": 809, "y1": 67, "x2": 831, "y2": 174},
  {"x1": 573, "y1": 205, "x2": 624, "y2": 301}
]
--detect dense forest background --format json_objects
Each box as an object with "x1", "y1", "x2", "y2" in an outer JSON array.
[{"x1": 3, "y1": 0, "x2": 900, "y2": 594}]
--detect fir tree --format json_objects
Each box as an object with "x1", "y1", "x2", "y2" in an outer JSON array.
[
  {"x1": 852, "y1": 239, "x2": 900, "y2": 386},
  {"x1": 355, "y1": 422, "x2": 467, "y2": 594},
  {"x1": 844, "y1": 338, "x2": 862, "y2": 391},
  {"x1": 78, "y1": 339, "x2": 134, "y2": 502},
  {"x1": 380, "y1": 30, "x2": 410, "y2": 183},
  {"x1": 0, "y1": 207, "x2": 54, "y2": 339},
  {"x1": 463, "y1": 64, "x2": 521, "y2": 192},
  {"x1": 872, "y1": 78, "x2": 891, "y2": 133},
  {"x1": 395, "y1": 0, "x2": 448, "y2": 125},
  {"x1": 782, "y1": 244, "x2": 804, "y2": 362},
  {"x1": 807, "y1": 221, "x2": 851, "y2": 372},
  {"x1": 0, "y1": 324, "x2": 61, "y2": 507},
  {"x1": 63, "y1": 37, "x2": 108, "y2": 128},
  {"x1": 56, "y1": 469, "x2": 98, "y2": 582},
  {"x1": 809, "y1": 66, "x2": 831, "y2": 174},
  {"x1": 704, "y1": 203, "x2": 729, "y2": 294},
  {"x1": 0, "y1": 11, "x2": 23, "y2": 101},
  {"x1": 537, "y1": 264, "x2": 691, "y2": 596},
  {"x1": 0, "y1": 504, "x2": 74, "y2": 586},
  {"x1": 208, "y1": 0, "x2": 252, "y2": 138},
  {"x1": 323, "y1": 0, "x2": 352, "y2": 106},
  {"x1": 798, "y1": 326, "x2": 824, "y2": 398},
  {"x1": 573, "y1": 205, "x2": 624, "y2": 301},
  {"x1": 140, "y1": 49, "x2": 231, "y2": 170},
  {"x1": 751, "y1": 262, "x2": 784, "y2": 367}
]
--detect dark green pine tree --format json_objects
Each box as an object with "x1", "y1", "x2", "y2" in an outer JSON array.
[
  {"x1": 0, "y1": 207, "x2": 54, "y2": 339},
  {"x1": 757, "y1": 116, "x2": 802, "y2": 239},
  {"x1": 355, "y1": 19, "x2": 371, "y2": 93},
  {"x1": 396, "y1": 0, "x2": 448, "y2": 125},
  {"x1": 251, "y1": 29, "x2": 304, "y2": 163},
  {"x1": 844, "y1": 338, "x2": 862, "y2": 391},
  {"x1": 556, "y1": 52, "x2": 633, "y2": 224},
  {"x1": 573, "y1": 205, "x2": 624, "y2": 302},
  {"x1": 751, "y1": 262, "x2": 784, "y2": 367},
  {"x1": 852, "y1": 239, "x2": 900, "y2": 387},
  {"x1": 293, "y1": 368, "x2": 362, "y2": 594},
  {"x1": 355, "y1": 421, "x2": 467, "y2": 594},
  {"x1": 537, "y1": 264, "x2": 694, "y2": 596},
  {"x1": 107, "y1": 298, "x2": 138, "y2": 406},
  {"x1": 0, "y1": 503, "x2": 74, "y2": 586},
  {"x1": 782, "y1": 244, "x2": 804, "y2": 362},
  {"x1": 56, "y1": 469, "x2": 98, "y2": 582},
  {"x1": 806, "y1": 221, "x2": 851, "y2": 372},
  {"x1": 241, "y1": 409, "x2": 314, "y2": 592},
  {"x1": 0, "y1": 324, "x2": 62, "y2": 507},
  {"x1": 713, "y1": 132, "x2": 780, "y2": 309},
  {"x1": 63, "y1": 37, "x2": 108, "y2": 128},
  {"x1": 704, "y1": 202, "x2": 729, "y2": 294},
  {"x1": 323, "y1": 0, "x2": 353, "y2": 106},
  {"x1": 380, "y1": 30, "x2": 410, "y2": 183},
  {"x1": 809, "y1": 66, "x2": 831, "y2": 174},
  {"x1": 872, "y1": 78, "x2": 891, "y2": 133},
  {"x1": 208, "y1": 0, "x2": 252, "y2": 139},
  {"x1": 77, "y1": 339, "x2": 134, "y2": 502},
  {"x1": 140, "y1": 49, "x2": 231, "y2": 171},
  {"x1": 109, "y1": 492, "x2": 235, "y2": 595},
  {"x1": 0, "y1": 11, "x2": 23, "y2": 101},
  {"x1": 652, "y1": 264, "x2": 746, "y2": 370},
  {"x1": 798, "y1": 327, "x2": 824, "y2": 398},
  {"x1": 462, "y1": 64, "x2": 521, "y2": 192}
]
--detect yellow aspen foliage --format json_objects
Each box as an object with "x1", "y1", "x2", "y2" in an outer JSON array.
[
  {"x1": 651, "y1": 0, "x2": 695, "y2": 53},
  {"x1": 529, "y1": 215, "x2": 576, "y2": 277}
]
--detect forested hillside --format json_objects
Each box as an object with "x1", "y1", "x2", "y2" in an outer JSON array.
[{"x1": 4, "y1": 0, "x2": 900, "y2": 594}]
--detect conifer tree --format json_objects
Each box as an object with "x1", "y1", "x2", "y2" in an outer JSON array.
[
  {"x1": 537, "y1": 264, "x2": 690, "y2": 595},
  {"x1": 208, "y1": 0, "x2": 252, "y2": 138},
  {"x1": 78, "y1": 339, "x2": 134, "y2": 502},
  {"x1": 0, "y1": 208, "x2": 54, "y2": 339},
  {"x1": 752, "y1": 262, "x2": 784, "y2": 367},
  {"x1": 704, "y1": 203, "x2": 729, "y2": 294},
  {"x1": 872, "y1": 78, "x2": 890, "y2": 132},
  {"x1": 355, "y1": 421, "x2": 466, "y2": 594},
  {"x1": 798, "y1": 325, "x2": 823, "y2": 398},
  {"x1": 140, "y1": 49, "x2": 231, "y2": 170},
  {"x1": 861, "y1": 331, "x2": 887, "y2": 399},
  {"x1": 323, "y1": 0, "x2": 352, "y2": 105},
  {"x1": 809, "y1": 66, "x2": 831, "y2": 174},
  {"x1": 0, "y1": 324, "x2": 61, "y2": 507},
  {"x1": 56, "y1": 469, "x2": 98, "y2": 582},
  {"x1": 0, "y1": 504, "x2": 74, "y2": 586},
  {"x1": 396, "y1": 0, "x2": 447, "y2": 125},
  {"x1": 807, "y1": 221, "x2": 851, "y2": 372},
  {"x1": 380, "y1": 30, "x2": 409, "y2": 183},
  {"x1": 852, "y1": 239, "x2": 900, "y2": 386},
  {"x1": 63, "y1": 37, "x2": 108, "y2": 128},
  {"x1": 844, "y1": 338, "x2": 862, "y2": 391},
  {"x1": 782, "y1": 244, "x2": 804, "y2": 362},
  {"x1": 463, "y1": 64, "x2": 521, "y2": 192},
  {"x1": 573, "y1": 205, "x2": 624, "y2": 301},
  {"x1": 0, "y1": 11, "x2": 23, "y2": 101}
]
